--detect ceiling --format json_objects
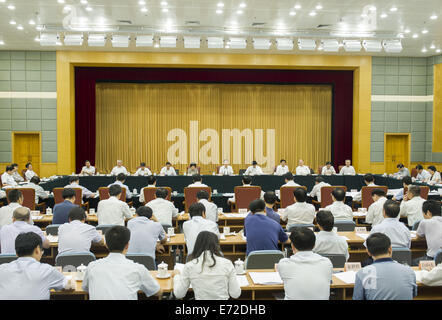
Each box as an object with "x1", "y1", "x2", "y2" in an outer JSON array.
[{"x1": 0, "y1": 0, "x2": 441, "y2": 56}]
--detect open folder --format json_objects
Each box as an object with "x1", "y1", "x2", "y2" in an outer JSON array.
[{"x1": 249, "y1": 272, "x2": 283, "y2": 285}]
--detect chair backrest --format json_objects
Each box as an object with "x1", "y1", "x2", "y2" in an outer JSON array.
[
  {"x1": 143, "y1": 187, "x2": 172, "y2": 203},
  {"x1": 361, "y1": 186, "x2": 388, "y2": 208},
  {"x1": 216, "y1": 166, "x2": 221, "y2": 174},
  {"x1": 338, "y1": 165, "x2": 344, "y2": 172},
  {"x1": 126, "y1": 254, "x2": 156, "y2": 270},
  {"x1": 319, "y1": 254, "x2": 346, "y2": 268},
  {"x1": 6, "y1": 188, "x2": 36, "y2": 210},
  {"x1": 411, "y1": 168, "x2": 418, "y2": 178},
  {"x1": 21, "y1": 169, "x2": 26, "y2": 179},
  {"x1": 434, "y1": 249, "x2": 442, "y2": 265},
  {"x1": 184, "y1": 187, "x2": 212, "y2": 212},
  {"x1": 404, "y1": 185, "x2": 430, "y2": 199},
  {"x1": 96, "y1": 224, "x2": 117, "y2": 235},
  {"x1": 320, "y1": 186, "x2": 347, "y2": 208},
  {"x1": 333, "y1": 220, "x2": 356, "y2": 232},
  {"x1": 391, "y1": 247, "x2": 412, "y2": 265},
  {"x1": 239, "y1": 169, "x2": 246, "y2": 175},
  {"x1": 53, "y1": 188, "x2": 65, "y2": 204},
  {"x1": 287, "y1": 223, "x2": 315, "y2": 232},
  {"x1": 233, "y1": 186, "x2": 261, "y2": 212},
  {"x1": 55, "y1": 252, "x2": 96, "y2": 268},
  {"x1": 45, "y1": 224, "x2": 62, "y2": 235},
  {"x1": 98, "y1": 187, "x2": 126, "y2": 201},
  {"x1": 279, "y1": 186, "x2": 307, "y2": 208},
  {"x1": 54, "y1": 187, "x2": 83, "y2": 206},
  {"x1": 245, "y1": 250, "x2": 284, "y2": 269},
  {"x1": 0, "y1": 254, "x2": 18, "y2": 265}
]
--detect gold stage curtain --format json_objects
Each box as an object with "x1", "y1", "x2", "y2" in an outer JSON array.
[{"x1": 95, "y1": 83, "x2": 332, "y2": 174}]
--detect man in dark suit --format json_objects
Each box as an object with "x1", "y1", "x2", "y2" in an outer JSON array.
[{"x1": 53, "y1": 188, "x2": 78, "y2": 224}]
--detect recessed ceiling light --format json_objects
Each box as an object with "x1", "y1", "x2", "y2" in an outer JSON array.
[
  {"x1": 239, "y1": 3, "x2": 246, "y2": 8},
  {"x1": 154, "y1": 43, "x2": 159, "y2": 48},
  {"x1": 237, "y1": 10, "x2": 243, "y2": 14},
  {"x1": 217, "y1": 2, "x2": 224, "y2": 7},
  {"x1": 315, "y1": 4, "x2": 323, "y2": 10},
  {"x1": 29, "y1": 20, "x2": 35, "y2": 25},
  {"x1": 390, "y1": 6, "x2": 397, "y2": 12},
  {"x1": 294, "y1": 4, "x2": 301, "y2": 9},
  {"x1": 9, "y1": 20, "x2": 16, "y2": 25},
  {"x1": 86, "y1": 6, "x2": 92, "y2": 11},
  {"x1": 422, "y1": 29, "x2": 428, "y2": 34},
  {"x1": 161, "y1": 1, "x2": 168, "y2": 6},
  {"x1": 216, "y1": 9, "x2": 223, "y2": 14},
  {"x1": 0, "y1": 40, "x2": 4, "y2": 45},
  {"x1": 289, "y1": 11, "x2": 296, "y2": 16},
  {"x1": 309, "y1": 11, "x2": 316, "y2": 16},
  {"x1": 380, "y1": 13, "x2": 387, "y2": 18},
  {"x1": 17, "y1": 25, "x2": 23, "y2": 30},
  {"x1": 80, "y1": 0, "x2": 88, "y2": 4},
  {"x1": 430, "y1": 14, "x2": 438, "y2": 20},
  {"x1": 138, "y1": 0, "x2": 146, "y2": 5},
  {"x1": 162, "y1": 8, "x2": 169, "y2": 12},
  {"x1": 361, "y1": 13, "x2": 367, "y2": 17},
  {"x1": 421, "y1": 47, "x2": 427, "y2": 53},
  {"x1": 369, "y1": 6, "x2": 376, "y2": 12},
  {"x1": 8, "y1": 4, "x2": 15, "y2": 10},
  {"x1": 404, "y1": 28, "x2": 410, "y2": 33},
  {"x1": 58, "y1": 0, "x2": 65, "y2": 3},
  {"x1": 141, "y1": 7, "x2": 148, "y2": 12},
  {"x1": 436, "y1": 49, "x2": 441, "y2": 53},
  {"x1": 412, "y1": 34, "x2": 418, "y2": 38},
  {"x1": 63, "y1": 5, "x2": 71, "y2": 11},
  {"x1": 430, "y1": 43, "x2": 436, "y2": 49}
]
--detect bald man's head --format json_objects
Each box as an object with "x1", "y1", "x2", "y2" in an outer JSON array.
[{"x1": 13, "y1": 207, "x2": 31, "y2": 222}]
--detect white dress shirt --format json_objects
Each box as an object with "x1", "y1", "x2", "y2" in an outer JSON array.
[
  {"x1": 198, "y1": 199, "x2": 218, "y2": 223},
  {"x1": 0, "y1": 202, "x2": 22, "y2": 227},
  {"x1": 324, "y1": 201, "x2": 354, "y2": 221},
  {"x1": 65, "y1": 182, "x2": 94, "y2": 198},
  {"x1": 416, "y1": 216, "x2": 442, "y2": 258},
  {"x1": 369, "y1": 218, "x2": 411, "y2": 248},
  {"x1": 97, "y1": 196, "x2": 133, "y2": 226},
  {"x1": 81, "y1": 166, "x2": 96, "y2": 175},
  {"x1": 219, "y1": 165, "x2": 234, "y2": 176},
  {"x1": 429, "y1": 171, "x2": 441, "y2": 184},
  {"x1": 399, "y1": 196, "x2": 425, "y2": 227},
  {"x1": 396, "y1": 168, "x2": 410, "y2": 178},
  {"x1": 23, "y1": 182, "x2": 48, "y2": 204},
  {"x1": 244, "y1": 165, "x2": 263, "y2": 176},
  {"x1": 183, "y1": 216, "x2": 220, "y2": 255},
  {"x1": 321, "y1": 166, "x2": 336, "y2": 175},
  {"x1": 135, "y1": 168, "x2": 152, "y2": 176},
  {"x1": 139, "y1": 185, "x2": 156, "y2": 203},
  {"x1": 12, "y1": 171, "x2": 24, "y2": 183},
  {"x1": 417, "y1": 170, "x2": 431, "y2": 182},
  {"x1": 281, "y1": 202, "x2": 316, "y2": 226},
  {"x1": 0, "y1": 257, "x2": 67, "y2": 300},
  {"x1": 420, "y1": 264, "x2": 442, "y2": 286},
  {"x1": 339, "y1": 165, "x2": 356, "y2": 175},
  {"x1": 282, "y1": 180, "x2": 300, "y2": 187},
  {"x1": 365, "y1": 197, "x2": 389, "y2": 226},
  {"x1": 0, "y1": 221, "x2": 47, "y2": 254},
  {"x1": 160, "y1": 166, "x2": 177, "y2": 176},
  {"x1": 187, "y1": 181, "x2": 208, "y2": 187},
  {"x1": 110, "y1": 166, "x2": 129, "y2": 176},
  {"x1": 173, "y1": 251, "x2": 241, "y2": 300},
  {"x1": 275, "y1": 165, "x2": 289, "y2": 176},
  {"x1": 108, "y1": 180, "x2": 132, "y2": 199},
  {"x1": 277, "y1": 251, "x2": 333, "y2": 300},
  {"x1": 25, "y1": 169, "x2": 37, "y2": 181},
  {"x1": 1, "y1": 172, "x2": 17, "y2": 187},
  {"x1": 309, "y1": 182, "x2": 331, "y2": 202},
  {"x1": 313, "y1": 231, "x2": 350, "y2": 261},
  {"x1": 58, "y1": 220, "x2": 103, "y2": 254},
  {"x1": 82, "y1": 252, "x2": 160, "y2": 300},
  {"x1": 295, "y1": 165, "x2": 310, "y2": 176},
  {"x1": 127, "y1": 216, "x2": 166, "y2": 259},
  {"x1": 145, "y1": 198, "x2": 179, "y2": 226}
]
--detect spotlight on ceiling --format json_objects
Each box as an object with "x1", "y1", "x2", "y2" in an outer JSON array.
[
  {"x1": 160, "y1": 36, "x2": 177, "y2": 48},
  {"x1": 362, "y1": 39, "x2": 382, "y2": 52},
  {"x1": 276, "y1": 38, "x2": 293, "y2": 50},
  {"x1": 253, "y1": 38, "x2": 271, "y2": 50},
  {"x1": 297, "y1": 38, "x2": 316, "y2": 50},
  {"x1": 343, "y1": 39, "x2": 362, "y2": 52},
  {"x1": 382, "y1": 40, "x2": 403, "y2": 53},
  {"x1": 184, "y1": 36, "x2": 201, "y2": 48},
  {"x1": 135, "y1": 35, "x2": 154, "y2": 47}
]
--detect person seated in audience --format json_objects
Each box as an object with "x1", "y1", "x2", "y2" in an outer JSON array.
[
  {"x1": 244, "y1": 199, "x2": 288, "y2": 256},
  {"x1": 187, "y1": 163, "x2": 199, "y2": 175},
  {"x1": 414, "y1": 200, "x2": 442, "y2": 265},
  {"x1": 1, "y1": 165, "x2": 18, "y2": 187},
  {"x1": 108, "y1": 173, "x2": 132, "y2": 200},
  {"x1": 309, "y1": 176, "x2": 331, "y2": 202},
  {"x1": 419, "y1": 262, "x2": 442, "y2": 286},
  {"x1": 110, "y1": 160, "x2": 129, "y2": 176},
  {"x1": 134, "y1": 162, "x2": 152, "y2": 176},
  {"x1": 97, "y1": 184, "x2": 133, "y2": 226},
  {"x1": 324, "y1": 188, "x2": 353, "y2": 221},
  {"x1": 281, "y1": 188, "x2": 315, "y2": 228},
  {"x1": 160, "y1": 162, "x2": 177, "y2": 176},
  {"x1": 227, "y1": 175, "x2": 264, "y2": 203},
  {"x1": 339, "y1": 159, "x2": 356, "y2": 175},
  {"x1": 353, "y1": 233, "x2": 417, "y2": 300},
  {"x1": 321, "y1": 162, "x2": 336, "y2": 175},
  {"x1": 295, "y1": 159, "x2": 310, "y2": 176},
  {"x1": 0, "y1": 189, "x2": 23, "y2": 227},
  {"x1": 82, "y1": 226, "x2": 162, "y2": 300},
  {"x1": 173, "y1": 231, "x2": 241, "y2": 300},
  {"x1": 58, "y1": 207, "x2": 104, "y2": 254},
  {"x1": 11, "y1": 163, "x2": 24, "y2": 183},
  {"x1": 53, "y1": 188, "x2": 78, "y2": 225},
  {"x1": 395, "y1": 163, "x2": 410, "y2": 178},
  {"x1": 0, "y1": 207, "x2": 50, "y2": 254},
  {"x1": 281, "y1": 172, "x2": 300, "y2": 187},
  {"x1": 24, "y1": 162, "x2": 37, "y2": 181},
  {"x1": 366, "y1": 189, "x2": 389, "y2": 226},
  {"x1": 80, "y1": 160, "x2": 96, "y2": 176},
  {"x1": 427, "y1": 165, "x2": 441, "y2": 185},
  {"x1": 139, "y1": 176, "x2": 157, "y2": 204},
  {"x1": 275, "y1": 159, "x2": 289, "y2": 176},
  {"x1": 263, "y1": 191, "x2": 281, "y2": 223},
  {"x1": 218, "y1": 159, "x2": 234, "y2": 175},
  {"x1": 197, "y1": 190, "x2": 218, "y2": 223},
  {"x1": 145, "y1": 188, "x2": 179, "y2": 226},
  {"x1": 392, "y1": 176, "x2": 412, "y2": 201},
  {"x1": 352, "y1": 173, "x2": 377, "y2": 202},
  {"x1": 183, "y1": 203, "x2": 220, "y2": 255},
  {"x1": 277, "y1": 227, "x2": 333, "y2": 300},
  {"x1": 415, "y1": 164, "x2": 431, "y2": 182},
  {"x1": 23, "y1": 176, "x2": 49, "y2": 205},
  {"x1": 0, "y1": 232, "x2": 75, "y2": 300},
  {"x1": 187, "y1": 174, "x2": 208, "y2": 187},
  {"x1": 65, "y1": 175, "x2": 94, "y2": 199},
  {"x1": 244, "y1": 160, "x2": 263, "y2": 176},
  {"x1": 399, "y1": 185, "x2": 425, "y2": 228},
  {"x1": 127, "y1": 206, "x2": 166, "y2": 262}
]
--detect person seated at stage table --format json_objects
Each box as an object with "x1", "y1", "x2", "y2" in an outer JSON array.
[
  {"x1": 352, "y1": 173, "x2": 377, "y2": 202},
  {"x1": 65, "y1": 175, "x2": 94, "y2": 199},
  {"x1": 160, "y1": 162, "x2": 177, "y2": 176},
  {"x1": 399, "y1": 185, "x2": 425, "y2": 228},
  {"x1": 415, "y1": 164, "x2": 431, "y2": 183},
  {"x1": 313, "y1": 210, "x2": 349, "y2": 261},
  {"x1": 227, "y1": 175, "x2": 264, "y2": 204},
  {"x1": 108, "y1": 173, "x2": 132, "y2": 200},
  {"x1": 187, "y1": 163, "x2": 199, "y2": 176},
  {"x1": 218, "y1": 159, "x2": 234, "y2": 176},
  {"x1": 366, "y1": 189, "x2": 389, "y2": 226},
  {"x1": 1, "y1": 165, "x2": 18, "y2": 187},
  {"x1": 244, "y1": 160, "x2": 263, "y2": 176},
  {"x1": 295, "y1": 159, "x2": 310, "y2": 176},
  {"x1": 173, "y1": 231, "x2": 241, "y2": 300},
  {"x1": 244, "y1": 199, "x2": 288, "y2": 256},
  {"x1": 395, "y1": 163, "x2": 410, "y2": 178},
  {"x1": 321, "y1": 161, "x2": 336, "y2": 175},
  {"x1": 110, "y1": 160, "x2": 129, "y2": 176},
  {"x1": 139, "y1": 176, "x2": 157, "y2": 204},
  {"x1": 187, "y1": 174, "x2": 208, "y2": 187},
  {"x1": 97, "y1": 184, "x2": 133, "y2": 226},
  {"x1": 324, "y1": 188, "x2": 353, "y2": 221},
  {"x1": 263, "y1": 191, "x2": 281, "y2": 223},
  {"x1": 11, "y1": 163, "x2": 24, "y2": 183},
  {"x1": 427, "y1": 165, "x2": 441, "y2": 185},
  {"x1": 80, "y1": 160, "x2": 96, "y2": 176},
  {"x1": 309, "y1": 176, "x2": 331, "y2": 202},
  {"x1": 0, "y1": 189, "x2": 23, "y2": 227},
  {"x1": 353, "y1": 233, "x2": 416, "y2": 300},
  {"x1": 24, "y1": 162, "x2": 37, "y2": 181},
  {"x1": 58, "y1": 207, "x2": 104, "y2": 255},
  {"x1": 339, "y1": 159, "x2": 356, "y2": 176},
  {"x1": 275, "y1": 159, "x2": 289, "y2": 176},
  {"x1": 0, "y1": 232, "x2": 75, "y2": 300},
  {"x1": 134, "y1": 162, "x2": 152, "y2": 176},
  {"x1": 53, "y1": 188, "x2": 78, "y2": 225},
  {"x1": 145, "y1": 188, "x2": 179, "y2": 227},
  {"x1": 281, "y1": 172, "x2": 300, "y2": 187},
  {"x1": 392, "y1": 176, "x2": 412, "y2": 201},
  {"x1": 281, "y1": 188, "x2": 315, "y2": 228},
  {"x1": 197, "y1": 190, "x2": 218, "y2": 223},
  {"x1": 277, "y1": 227, "x2": 333, "y2": 300},
  {"x1": 23, "y1": 176, "x2": 49, "y2": 204}
]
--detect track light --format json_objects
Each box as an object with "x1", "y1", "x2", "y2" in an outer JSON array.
[
  {"x1": 183, "y1": 36, "x2": 201, "y2": 48},
  {"x1": 297, "y1": 38, "x2": 316, "y2": 50},
  {"x1": 136, "y1": 35, "x2": 154, "y2": 47},
  {"x1": 362, "y1": 39, "x2": 382, "y2": 52},
  {"x1": 207, "y1": 37, "x2": 224, "y2": 48}
]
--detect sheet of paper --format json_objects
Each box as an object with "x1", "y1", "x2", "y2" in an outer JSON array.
[
  {"x1": 410, "y1": 231, "x2": 417, "y2": 239},
  {"x1": 31, "y1": 216, "x2": 43, "y2": 220},
  {"x1": 224, "y1": 213, "x2": 248, "y2": 218},
  {"x1": 46, "y1": 235, "x2": 58, "y2": 243},
  {"x1": 340, "y1": 235, "x2": 350, "y2": 240},
  {"x1": 353, "y1": 212, "x2": 366, "y2": 217},
  {"x1": 223, "y1": 193, "x2": 234, "y2": 197},
  {"x1": 356, "y1": 233, "x2": 369, "y2": 240},
  {"x1": 248, "y1": 272, "x2": 283, "y2": 285},
  {"x1": 334, "y1": 271, "x2": 356, "y2": 284},
  {"x1": 387, "y1": 189, "x2": 402, "y2": 196},
  {"x1": 236, "y1": 275, "x2": 249, "y2": 287}
]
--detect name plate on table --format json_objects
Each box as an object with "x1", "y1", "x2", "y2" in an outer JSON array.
[
  {"x1": 344, "y1": 262, "x2": 362, "y2": 272},
  {"x1": 419, "y1": 260, "x2": 436, "y2": 271},
  {"x1": 355, "y1": 227, "x2": 367, "y2": 232},
  {"x1": 238, "y1": 209, "x2": 248, "y2": 214}
]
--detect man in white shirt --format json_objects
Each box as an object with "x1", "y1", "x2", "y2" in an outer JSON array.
[
  {"x1": 134, "y1": 162, "x2": 152, "y2": 176},
  {"x1": 281, "y1": 172, "x2": 300, "y2": 187},
  {"x1": 97, "y1": 184, "x2": 133, "y2": 226},
  {"x1": 65, "y1": 175, "x2": 94, "y2": 199},
  {"x1": 281, "y1": 187, "x2": 316, "y2": 228},
  {"x1": 295, "y1": 159, "x2": 310, "y2": 176},
  {"x1": 275, "y1": 159, "x2": 289, "y2": 176},
  {"x1": 415, "y1": 164, "x2": 431, "y2": 182},
  {"x1": 1, "y1": 165, "x2": 17, "y2": 187},
  {"x1": 420, "y1": 263, "x2": 442, "y2": 286},
  {"x1": 352, "y1": 174, "x2": 377, "y2": 202},
  {"x1": 197, "y1": 190, "x2": 218, "y2": 223},
  {"x1": 321, "y1": 162, "x2": 336, "y2": 175},
  {"x1": 110, "y1": 160, "x2": 129, "y2": 176},
  {"x1": 313, "y1": 210, "x2": 349, "y2": 261},
  {"x1": 80, "y1": 160, "x2": 96, "y2": 176},
  {"x1": 82, "y1": 226, "x2": 162, "y2": 300},
  {"x1": 218, "y1": 159, "x2": 234, "y2": 176},
  {"x1": 415, "y1": 200, "x2": 442, "y2": 263},
  {"x1": 365, "y1": 189, "x2": 389, "y2": 226},
  {"x1": 399, "y1": 185, "x2": 425, "y2": 228},
  {"x1": 11, "y1": 163, "x2": 24, "y2": 183},
  {"x1": 24, "y1": 162, "x2": 37, "y2": 181},
  {"x1": 108, "y1": 173, "x2": 132, "y2": 200},
  {"x1": 0, "y1": 232, "x2": 75, "y2": 299},
  {"x1": 277, "y1": 227, "x2": 333, "y2": 300},
  {"x1": 395, "y1": 163, "x2": 410, "y2": 178},
  {"x1": 139, "y1": 176, "x2": 157, "y2": 204},
  {"x1": 146, "y1": 188, "x2": 179, "y2": 226},
  {"x1": 0, "y1": 189, "x2": 23, "y2": 227},
  {"x1": 244, "y1": 161, "x2": 263, "y2": 176},
  {"x1": 182, "y1": 203, "x2": 220, "y2": 255},
  {"x1": 309, "y1": 177, "x2": 331, "y2": 203},
  {"x1": 160, "y1": 162, "x2": 177, "y2": 176},
  {"x1": 187, "y1": 174, "x2": 208, "y2": 187},
  {"x1": 23, "y1": 176, "x2": 49, "y2": 204},
  {"x1": 324, "y1": 188, "x2": 354, "y2": 221},
  {"x1": 339, "y1": 159, "x2": 356, "y2": 175}
]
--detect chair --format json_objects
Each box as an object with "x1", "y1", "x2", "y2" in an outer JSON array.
[
  {"x1": 161, "y1": 224, "x2": 173, "y2": 233},
  {"x1": 319, "y1": 254, "x2": 346, "y2": 268},
  {"x1": 361, "y1": 186, "x2": 388, "y2": 208},
  {"x1": 21, "y1": 169, "x2": 26, "y2": 179},
  {"x1": 184, "y1": 187, "x2": 211, "y2": 212},
  {"x1": 215, "y1": 166, "x2": 221, "y2": 174},
  {"x1": 411, "y1": 168, "x2": 418, "y2": 178},
  {"x1": 404, "y1": 186, "x2": 430, "y2": 199},
  {"x1": 142, "y1": 186, "x2": 172, "y2": 204},
  {"x1": 392, "y1": 247, "x2": 412, "y2": 265},
  {"x1": 434, "y1": 249, "x2": 442, "y2": 265},
  {"x1": 287, "y1": 223, "x2": 315, "y2": 232},
  {"x1": 98, "y1": 187, "x2": 127, "y2": 201},
  {"x1": 96, "y1": 224, "x2": 117, "y2": 235},
  {"x1": 338, "y1": 165, "x2": 344, "y2": 172},
  {"x1": 239, "y1": 169, "x2": 246, "y2": 175},
  {"x1": 126, "y1": 253, "x2": 156, "y2": 270},
  {"x1": 55, "y1": 252, "x2": 96, "y2": 268},
  {"x1": 232, "y1": 186, "x2": 261, "y2": 212},
  {"x1": 0, "y1": 254, "x2": 18, "y2": 265},
  {"x1": 5, "y1": 188, "x2": 45, "y2": 212},
  {"x1": 45, "y1": 224, "x2": 62, "y2": 235},
  {"x1": 334, "y1": 220, "x2": 356, "y2": 232},
  {"x1": 320, "y1": 186, "x2": 347, "y2": 208},
  {"x1": 53, "y1": 187, "x2": 89, "y2": 211},
  {"x1": 279, "y1": 186, "x2": 307, "y2": 209},
  {"x1": 245, "y1": 250, "x2": 284, "y2": 269},
  {"x1": 412, "y1": 220, "x2": 421, "y2": 231}
]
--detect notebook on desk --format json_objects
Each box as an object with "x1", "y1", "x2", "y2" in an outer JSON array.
[{"x1": 248, "y1": 272, "x2": 283, "y2": 285}]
